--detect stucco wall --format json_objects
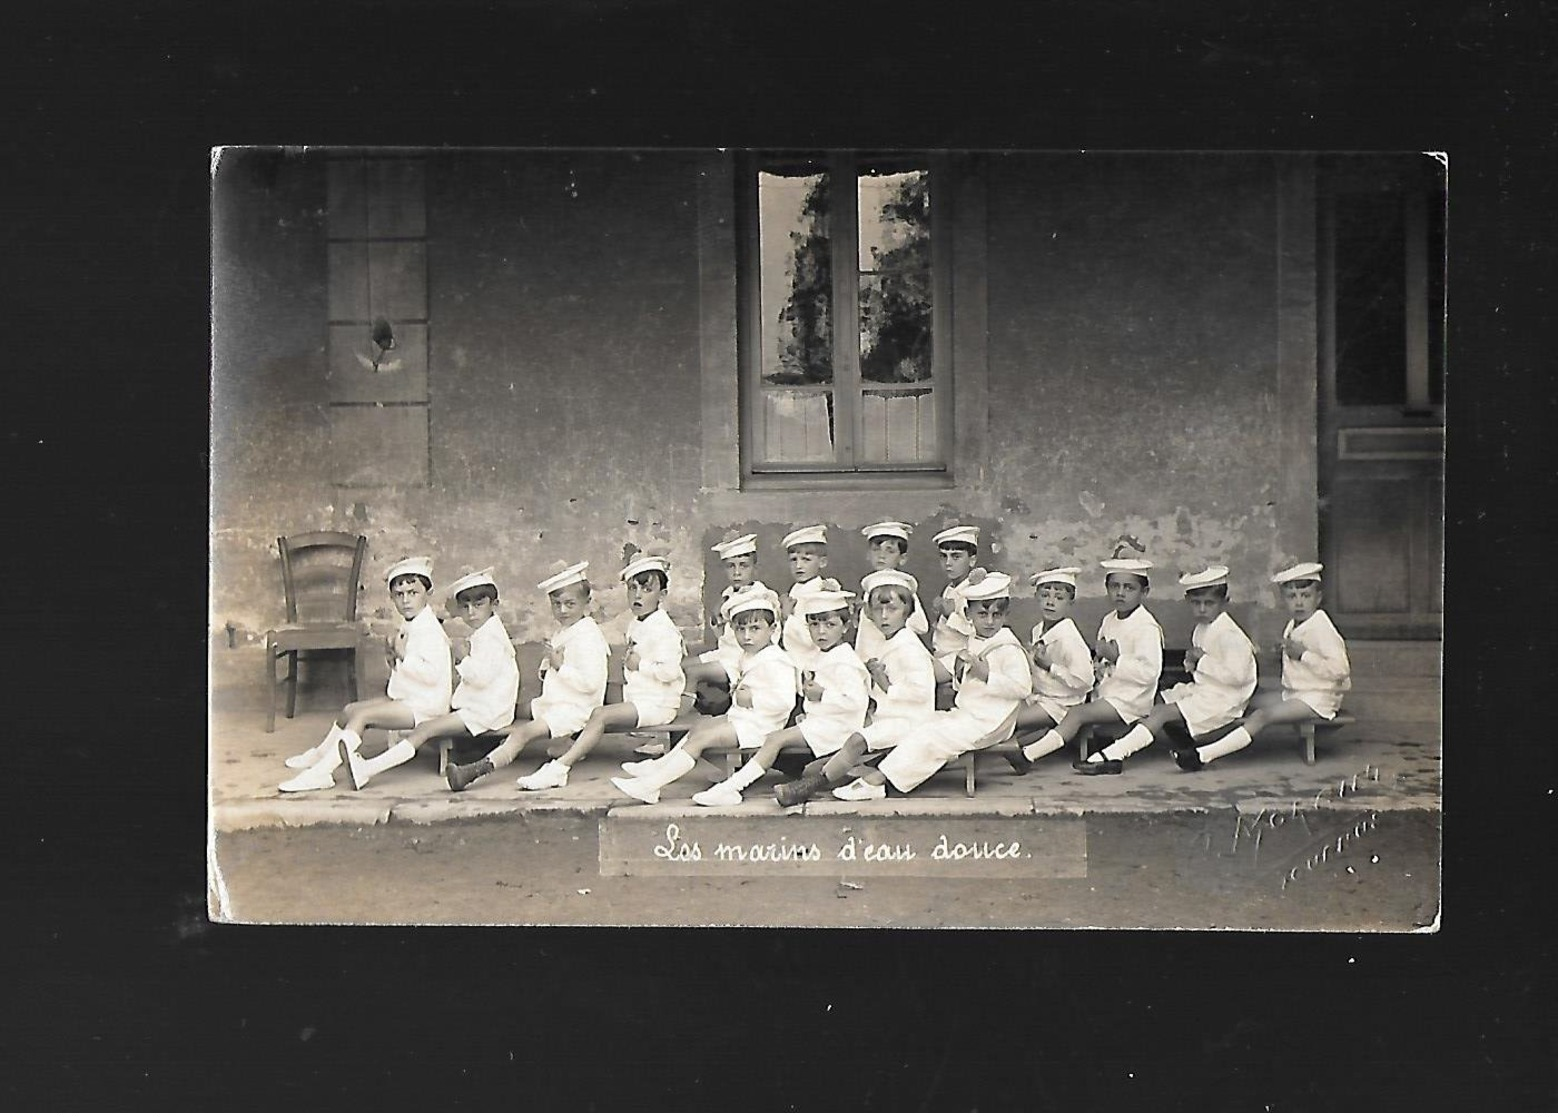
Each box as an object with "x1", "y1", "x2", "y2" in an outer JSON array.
[{"x1": 212, "y1": 149, "x2": 1316, "y2": 663}]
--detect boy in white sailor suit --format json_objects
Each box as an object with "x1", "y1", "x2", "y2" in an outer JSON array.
[
  {"x1": 929, "y1": 524, "x2": 985, "y2": 707},
  {"x1": 513, "y1": 550, "x2": 687, "y2": 790},
  {"x1": 689, "y1": 588, "x2": 869, "y2": 806},
  {"x1": 611, "y1": 587, "x2": 798, "y2": 805},
  {"x1": 833, "y1": 571, "x2": 1031, "y2": 800},
  {"x1": 340, "y1": 567, "x2": 521, "y2": 790},
  {"x1": 1075, "y1": 564, "x2": 1257, "y2": 775},
  {"x1": 775, "y1": 569, "x2": 937, "y2": 806},
  {"x1": 778, "y1": 524, "x2": 842, "y2": 677},
  {"x1": 1014, "y1": 552, "x2": 1165, "y2": 770},
  {"x1": 1173, "y1": 561, "x2": 1351, "y2": 771},
  {"x1": 445, "y1": 561, "x2": 609, "y2": 791},
  {"x1": 852, "y1": 521, "x2": 930, "y2": 663},
  {"x1": 1007, "y1": 566, "x2": 1096, "y2": 774},
  {"x1": 679, "y1": 531, "x2": 776, "y2": 720},
  {"x1": 279, "y1": 557, "x2": 452, "y2": 793}
]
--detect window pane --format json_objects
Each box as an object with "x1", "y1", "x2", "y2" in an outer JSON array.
[
  {"x1": 1334, "y1": 193, "x2": 1406, "y2": 406},
  {"x1": 759, "y1": 169, "x2": 833, "y2": 386},
  {"x1": 861, "y1": 389, "x2": 936, "y2": 463},
  {"x1": 858, "y1": 169, "x2": 931, "y2": 385},
  {"x1": 760, "y1": 389, "x2": 835, "y2": 463}
]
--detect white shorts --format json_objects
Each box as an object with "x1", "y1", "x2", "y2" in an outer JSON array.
[
  {"x1": 630, "y1": 698, "x2": 682, "y2": 729},
  {"x1": 1283, "y1": 688, "x2": 1343, "y2": 721},
  {"x1": 409, "y1": 701, "x2": 452, "y2": 727},
  {"x1": 1022, "y1": 695, "x2": 1075, "y2": 726},
  {"x1": 858, "y1": 716, "x2": 919, "y2": 750},
  {"x1": 799, "y1": 718, "x2": 860, "y2": 758},
  {"x1": 455, "y1": 707, "x2": 515, "y2": 735},
  {"x1": 1161, "y1": 683, "x2": 1246, "y2": 739},
  {"x1": 529, "y1": 696, "x2": 590, "y2": 738}
]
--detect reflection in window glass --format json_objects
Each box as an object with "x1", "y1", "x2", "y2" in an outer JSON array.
[
  {"x1": 761, "y1": 388, "x2": 835, "y2": 463},
  {"x1": 858, "y1": 170, "x2": 931, "y2": 385},
  {"x1": 759, "y1": 169, "x2": 832, "y2": 386}
]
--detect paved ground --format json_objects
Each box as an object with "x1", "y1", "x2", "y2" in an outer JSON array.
[{"x1": 209, "y1": 645, "x2": 1442, "y2": 929}]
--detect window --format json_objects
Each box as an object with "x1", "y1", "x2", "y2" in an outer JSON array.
[{"x1": 738, "y1": 152, "x2": 950, "y2": 479}]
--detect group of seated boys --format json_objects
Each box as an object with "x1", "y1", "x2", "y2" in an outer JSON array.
[{"x1": 275, "y1": 522, "x2": 1351, "y2": 808}]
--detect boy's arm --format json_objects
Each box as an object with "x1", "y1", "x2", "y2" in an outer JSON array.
[
  {"x1": 397, "y1": 626, "x2": 452, "y2": 688},
  {"x1": 886, "y1": 647, "x2": 937, "y2": 707},
  {"x1": 982, "y1": 643, "x2": 1034, "y2": 700},
  {"x1": 554, "y1": 627, "x2": 610, "y2": 695},
  {"x1": 1299, "y1": 618, "x2": 1352, "y2": 682},
  {"x1": 749, "y1": 660, "x2": 800, "y2": 722},
  {"x1": 1043, "y1": 631, "x2": 1095, "y2": 691},
  {"x1": 1193, "y1": 628, "x2": 1257, "y2": 689},
  {"x1": 636, "y1": 622, "x2": 687, "y2": 685},
  {"x1": 811, "y1": 660, "x2": 871, "y2": 718},
  {"x1": 455, "y1": 627, "x2": 504, "y2": 686},
  {"x1": 1107, "y1": 625, "x2": 1163, "y2": 689}
]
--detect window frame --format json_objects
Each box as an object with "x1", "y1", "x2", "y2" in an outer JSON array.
[{"x1": 736, "y1": 151, "x2": 953, "y2": 483}]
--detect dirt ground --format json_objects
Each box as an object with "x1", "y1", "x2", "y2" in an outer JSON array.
[{"x1": 212, "y1": 809, "x2": 1440, "y2": 930}]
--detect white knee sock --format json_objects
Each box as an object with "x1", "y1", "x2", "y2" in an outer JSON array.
[
  {"x1": 1102, "y1": 724, "x2": 1153, "y2": 761},
  {"x1": 1022, "y1": 730, "x2": 1064, "y2": 762},
  {"x1": 314, "y1": 728, "x2": 361, "y2": 773},
  {"x1": 725, "y1": 758, "x2": 766, "y2": 792},
  {"x1": 645, "y1": 747, "x2": 696, "y2": 789},
  {"x1": 361, "y1": 740, "x2": 416, "y2": 778},
  {"x1": 317, "y1": 724, "x2": 345, "y2": 752},
  {"x1": 1198, "y1": 726, "x2": 1252, "y2": 762}
]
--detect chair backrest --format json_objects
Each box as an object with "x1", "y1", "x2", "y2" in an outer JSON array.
[{"x1": 278, "y1": 532, "x2": 367, "y2": 624}]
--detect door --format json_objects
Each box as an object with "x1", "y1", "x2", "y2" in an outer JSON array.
[{"x1": 1317, "y1": 154, "x2": 1445, "y2": 640}]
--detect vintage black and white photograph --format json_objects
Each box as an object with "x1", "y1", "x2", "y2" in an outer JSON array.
[{"x1": 208, "y1": 146, "x2": 1444, "y2": 930}]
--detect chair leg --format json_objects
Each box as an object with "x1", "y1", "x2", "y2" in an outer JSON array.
[
  {"x1": 1078, "y1": 725, "x2": 1093, "y2": 762},
  {"x1": 965, "y1": 752, "x2": 977, "y2": 797},
  {"x1": 1302, "y1": 723, "x2": 1316, "y2": 765},
  {"x1": 346, "y1": 646, "x2": 359, "y2": 703},
  {"x1": 265, "y1": 638, "x2": 277, "y2": 733},
  {"x1": 438, "y1": 738, "x2": 451, "y2": 775},
  {"x1": 284, "y1": 650, "x2": 299, "y2": 719}
]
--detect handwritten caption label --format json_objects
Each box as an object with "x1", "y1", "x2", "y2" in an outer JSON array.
[{"x1": 600, "y1": 815, "x2": 1087, "y2": 877}]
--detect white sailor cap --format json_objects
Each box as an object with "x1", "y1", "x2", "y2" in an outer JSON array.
[
  {"x1": 725, "y1": 586, "x2": 782, "y2": 620},
  {"x1": 1100, "y1": 557, "x2": 1154, "y2": 575},
  {"x1": 860, "y1": 520, "x2": 913, "y2": 542},
  {"x1": 537, "y1": 560, "x2": 590, "y2": 594},
  {"x1": 710, "y1": 532, "x2": 758, "y2": 560},
  {"x1": 861, "y1": 568, "x2": 920, "y2": 596},
  {"x1": 1179, "y1": 564, "x2": 1230, "y2": 590},
  {"x1": 1030, "y1": 566, "x2": 1083, "y2": 589},
  {"x1": 446, "y1": 567, "x2": 499, "y2": 599},
  {"x1": 619, "y1": 550, "x2": 671, "y2": 582},
  {"x1": 781, "y1": 525, "x2": 829, "y2": 549},
  {"x1": 1271, "y1": 561, "x2": 1324, "y2": 585},
  {"x1": 386, "y1": 556, "x2": 434, "y2": 584},
  {"x1": 932, "y1": 525, "x2": 980, "y2": 549},
  {"x1": 962, "y1": 571, "x2": 1014, "y2": 601},
  {"x1": 800, "y1": 589, "x2": 856, "y2": 616}
]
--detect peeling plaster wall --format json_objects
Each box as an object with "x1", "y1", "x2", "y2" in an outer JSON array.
[{"x1": 212, "y1": 150, "x2": 1316, "y2": 664}]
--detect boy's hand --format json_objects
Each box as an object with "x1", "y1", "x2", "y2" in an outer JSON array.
[
  {"x1": 732, "y1": 683, "x2": 753, "y2": 707},
  {"x1": 624, "y1": 647, "x2": 641, "y2": 672},
  {"x1": 1095, "y1": 638, "x2": 1120, "y2": 664},
  {"x1": 1184, "y1": 645, "x2": 1204, "y2": 671},
  {"x1": 1030, "y1": 643, "x2": 1053, "y2": 671},
  {"x1": 801, "y1": 670, "x2": 823, "y2": 702},
  {"x1": 931, "y1": 594, "x2": 949, "y2": 620},
  {"x1": 866, "y1": 658, "x2": 892, "y2": 691},
  {"x1": 957, "y1": 649, "x2": 990, "y2": 682},
  {"x1": 1280, "y1": 636, "x2": 1307, "y2": 659},
  {"x1": 451, "y1": 637, "x2": 471, "y2": 662}
]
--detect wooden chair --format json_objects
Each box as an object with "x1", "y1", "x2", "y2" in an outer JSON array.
[{"x1": 264, "y1": 531, "x2": 367, "y2": 731}]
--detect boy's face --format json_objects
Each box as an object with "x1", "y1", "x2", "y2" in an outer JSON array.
[
  {"x1": 549, "y1": 585, "x2": 588, "y2": 627},
  {"x1": 458, "y1": 594, "x2": 497, "y2": 628},
  {"x1": 1281, "y1": 581, "x2": 1322, "y2": 623},
  {"x1": 390, "y1": 577, "x2": 429, "y2": 620},
  {"x1": 966, "y1": 598, "x2": 1008, "y2": 639},
  {"x1": 1186, "y1": 586, "x2": 1228, "y2": 624},
  {"x1": 732, "y1": 611, "x2": 776, "y2": 652},
  {"x1": 722, "y1": 554, "x2": 756, "y2": 591},
  {"x1": 1105, "y1": 574, "x2": 1148, "y2": 615},
  {"x1": 626, "y1": 573, "x2": 664, "y2": 618},
  {"x1": 806, "y1": 610, "x2": 849, "y2": 652},
  {"x1": 867, "y1": 536, "x2": 907, "y2": 571},
  {"x1": 869, "y1": 589, "x2": 910, "y2": 639},
  {"x1": 940, "y1": 545, "x2": 976, "y2": 582},
  {"x1": 1035, "y1": 583, "x2": 1075, "y2": 624},
  {"x1": 788, "y1": 546, "x2": 827, "y2": 582}
]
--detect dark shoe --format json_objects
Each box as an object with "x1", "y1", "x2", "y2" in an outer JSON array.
[
  {"x1": 1006, "y1": 747, "x2": 1034, "y2": 776},
  {"x1": 447, "y1": 757, "x2": 494, "y2": 792},
  {"x1": 1072, "y1": 757, "x2": 1123, "y2": 776},
  {"x1": 1171, "y1": 747, "x2": 1204, "y2": 772},
  {"x1": 775, "y1": 770, "x2": 829, "y2": 808}
]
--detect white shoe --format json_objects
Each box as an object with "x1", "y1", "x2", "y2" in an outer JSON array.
[
  {"x1": 620, "y1": 758, "x2": 659, "y2": 778},
  {"x1": 632, "y1": 738, "x2": 668, "y2": 757},
  {"x1": 691, "y1": 782, "x2": 743, "y2": 808},
  {"x1": 278, "y1": 765, "x2": 335, "y2": 793},
  {"x1": 831, "y1": 777, "x2": 885, "y2": 802},
  {"x1": 283, "y1": 740, "x2": 330, "y2": 770},
  {"x1": 611, "y1": 775, "x2": 660, "y2": 805},
  {"x1": 339, "y1": 739, "x2": 369, "y2": 791},
  {"x1": 517, "y1": 759, "x2": 570, "y2": 790}
]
